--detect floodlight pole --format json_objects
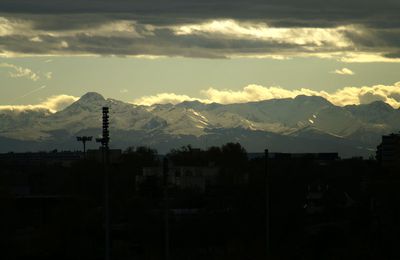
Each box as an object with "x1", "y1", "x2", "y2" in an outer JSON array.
[
  {"x1": 265, "y1": 149, "x2": 270, "y2": 259},
  {"x1": 76, "y1": 136, "x2": 93, "y2": 158},
  {"x1": 96, "y1": 106, "x2": 110, "y2": 260}
]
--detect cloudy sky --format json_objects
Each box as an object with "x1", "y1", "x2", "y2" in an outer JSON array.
[{"x1": 1, "y1": 0, "x2": 400, "y2": 111}]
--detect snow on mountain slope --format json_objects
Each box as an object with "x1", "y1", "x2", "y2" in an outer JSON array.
[
  {"x1": 0, "y1": 108, "x2": 52, "y2": 140},
  {"x1": 308, "y1": 106, "x2": 362, "y2": 137},
  {"x1": 44, "y1": 92, "x2": 162, "y2": 133},
  {"x1": 150, "y1": 106, "x2": 212, "y2": 136},
  {"x1": 345, "y1": 101, "x2": 400, "y2": 129},
  {"x1": 0, "y1": 92, "x2": 397, "y2": 156}
]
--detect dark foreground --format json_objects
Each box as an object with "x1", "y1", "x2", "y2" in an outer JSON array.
[{"x1": 0, "y1": 144, "x2": 398, "y2": 259}]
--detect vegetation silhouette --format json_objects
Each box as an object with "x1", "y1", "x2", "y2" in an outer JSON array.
[{"x1": 0, "y1": 141, "x2": 398, "y2": 259}]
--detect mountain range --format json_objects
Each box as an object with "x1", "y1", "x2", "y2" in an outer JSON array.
[{"x1": 1, "y1": 92, "x2": 398, "y2": 157}]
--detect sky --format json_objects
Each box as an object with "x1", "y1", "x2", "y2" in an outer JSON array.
[{"x1": 0, "y1": 0, "x2": 400, "y2": 111}]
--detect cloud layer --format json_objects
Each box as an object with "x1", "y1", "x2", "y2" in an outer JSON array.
[
  {"x1": 133, "y1": 82, "x2": 400, "y2": 108},
  {"x1": 0, "y1": 0, "x2": 399, "y2": 61},
  {"x1": 0, "y1": 94, "x2": 78, "y2": 113},
  {"x1": 133, "y1": 93, "x2": 202, "y2": 106},
  {"x1": 2, "y1": 82, "x2": 400, "y2": 113}
]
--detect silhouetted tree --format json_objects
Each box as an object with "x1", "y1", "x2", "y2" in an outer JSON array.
[
  {"x1": 220, "y1": 142, "x2": 247, "y2": 168},
  {"x1": 118, "y1": 146, "x2": 160, "y2": 198},
  {"x1": 168, "y1": 145, "x2": 206, "y2": 166},
  {"x1": 205, "y1": 146, "x2": 222, "y2": 166},
  {"x1": 121, "y1": 146, "x2": 159, "y2": 168}
]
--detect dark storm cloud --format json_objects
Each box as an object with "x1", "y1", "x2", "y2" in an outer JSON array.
[
  {"x1": 0, "y1": 27, "x2": 315, "y2": 58},
  {"x1": 0, "y1": 0, "x2": 399, "y2": 59},
  {"x1": 0, "y1": 0, "x2": 399, "y2": 28}
]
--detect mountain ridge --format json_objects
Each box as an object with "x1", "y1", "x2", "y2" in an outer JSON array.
[{"x1": 0, "y1": 92, "x2": 397, "y2": 157}]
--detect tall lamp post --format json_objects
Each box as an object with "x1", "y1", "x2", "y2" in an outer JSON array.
[{"x1": 96, "y1": 107, "x2": 110, "y2": 260}]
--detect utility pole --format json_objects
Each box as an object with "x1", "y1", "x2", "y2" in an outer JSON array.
[
  {"x1": 96, "y1": 107, "x2": 110, "y2": 260},
  {"x1": 163, "y1": 158, "x2": 170, "y2": 260},
  {"x1": 265, "y1": 149, "x2": 270, "y2": 259},
  {"x1": 76, "y1": 136, "x2": 92, "y2": 158}
]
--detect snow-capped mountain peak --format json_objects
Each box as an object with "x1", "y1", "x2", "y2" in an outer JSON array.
[
  {"x1": 79, "y1": 92, "x2": 105, "y2": 103},
  {"x1": 0, "y1": 92, "x2": 398, "y2": 157}
]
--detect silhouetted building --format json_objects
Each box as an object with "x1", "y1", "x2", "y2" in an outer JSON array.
[
  {"x1": 137, "y1": 166, "x2": 219, "y2": 192},
  {"x1": 376, "y1": 133, "x2": 400, "y2": 169},
  {"x1": 86, "y1": 148, "x2": 122, "y2": 163},
  {"x1": 0, "y1": 151, "x2": 81, "y2": 166},
  {"x1": 249, "y1": 152, "x2": 339, "y2": 161},
  {"x1": 269, "y1": 152, "x2": 339, "y2": 160}
]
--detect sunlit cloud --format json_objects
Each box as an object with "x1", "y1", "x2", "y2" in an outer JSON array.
[
  {"x1": 3, "y1": 83, "x2": 400, "y2": 115},
  {"x1": 133, "y1": 93, "x2": 205, "y2": 106},
  {"x1": 174, "y1": 20, "x2": 353, "y2": 48},
  {"x1": 0, "y1": 17, "x2": 31, "y2": 36},
  {"x1": 29, "y1": 36, "x2": 43, "y2": 42},
  {"x1": 0, "y1": 62, "x2": 40, "y2": 81},
  {"x1": 40, "y1": 94, "x2": 79, "y2": 112},
  {"x1": 133, "y1": 82, "x2": 400, "y2": 108},
  {"x1": 327, "y1": 83, "x2": 400, "y2": 108},
  {"x1": 339, "y1": 53, "x2": 400, "y2": 63},
  {"x1": 332, "y1": 68, "x2": 354, "y2": 75},
  {"x1": 0, "y1": 14, "x2": 399, "y2": 62},
  {"x1": 59, "y1": 41, "x2": 69, "y2": 48},
  {"x1": 203, "y1": 83, "x2": 400, "y2": 108},
  {"x1": 0, "y1": 94, "x2": 79, "y2": 113},
  {"x1": 84, "y1": 20, "x2": 145, "y2": 38}
]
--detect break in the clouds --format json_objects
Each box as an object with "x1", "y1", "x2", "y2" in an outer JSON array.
[
  {"x1": 332, "y1": 68, "x2": 354, "y2": 75},
  {"x1": 133, "y1": 82, "x2": 400, "y2": 108},
  {"x1": 0, "y1": 94, "x2": 78, "y2": 113},
  {"x1": 0, "y1": 0, "x2": 399, "y2": 61}
]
